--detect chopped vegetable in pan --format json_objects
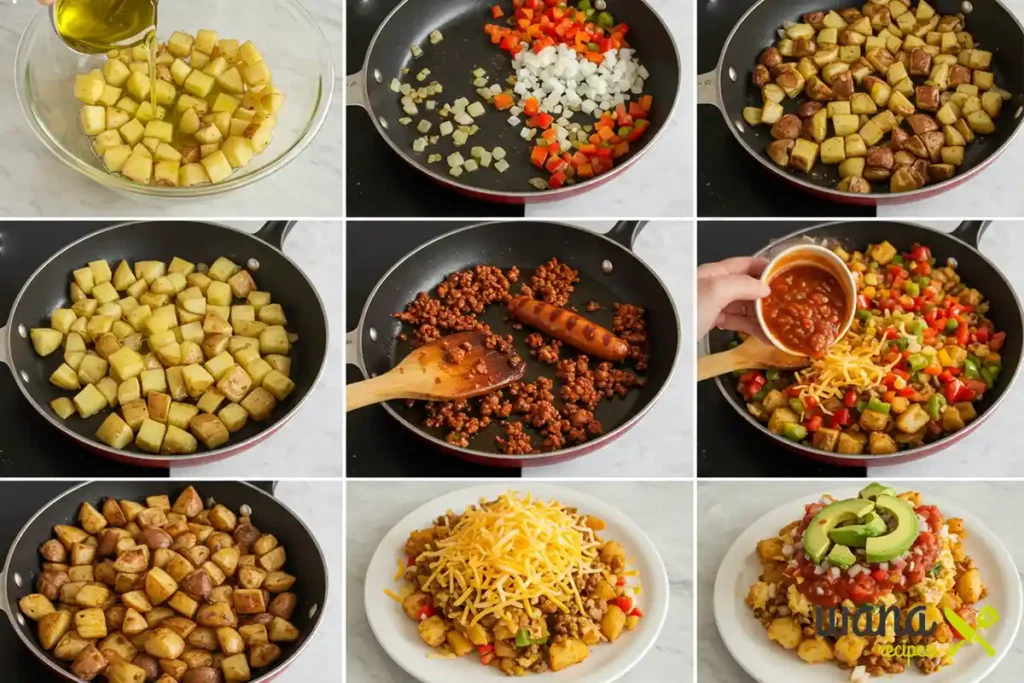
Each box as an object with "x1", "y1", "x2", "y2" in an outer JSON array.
[{"x1": 737, "y1": 241, "x2": 1006, "y2": 455}]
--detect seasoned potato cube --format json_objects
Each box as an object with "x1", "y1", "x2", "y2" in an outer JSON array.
[
  {"x1": 197, "y1": 390, "x2": 227, "y2": 415},
  {"x1": 30, "y1": 327, "x2": 64, "y2": 357},
  {"x1": 184, "y1": 70, "x2": 215, "y2": 98},
  {"x1": 261, "y1": 370, "x2": 294, "y2": 401},
  {"x1": 264, "y1": 354, "x2": 291, "y2": 377},
  {"x1": 218, "y1": 403, "x2": 249, "y2": 433},
  {"x1": 73, "y1": 384, "x2": 107, "y2": 419},
  {"x1": 967, "y1": 109, "x2": 995, "y2": 134},
  {"x1": 20, "y1": 593, "x2": 56, "y2": 621},
  {"x1": 217, "y1": 366, "x2": 253, "y2": 403},
  {"x1": 74, "y1": 608, "x2": 107, "y2": 640},
  {"x1": 121, "y1": 398, "x2": 149, "y2": 432},
  {"x1": 50, "y1": 363, "x2": 82, "y2": 391},
  {"x1": 549, "y1": 637, "x2": 590, "y2": 671},
  {"x1": 51, "y1": 397, "x2": 77, "y2": 419},
  {"x1": 205, "y1": 352, "x2": 236, "y2": 381},
  {"x1": 96, "y1": 413, "x2": 134, "y2": 449},
  {"x1": 190, "y1": 413, "x2": 230, "y2": 449},
  {"x1": 240, "y1": 387, "x2": 277, "y2": 421},
  {"x1": 135, "y1": 418, "x2": 167, "y2": 454}
]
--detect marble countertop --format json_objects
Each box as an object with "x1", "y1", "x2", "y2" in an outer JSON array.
[
  {"x1": 697, "y1": 480, "x2": 1024, "y2": 683},
  {"x1": 865, "y1": 220, "x2": 1024, "y2": 478},
  {"x1": 522, "y1": 0, "x2": 693, "y2": 219},
  {"x1": 524, "y1": 220, "x2": 694, "y2": 478},
  {"x1": 0, "y1": 0, "x2": 342, "y2": 218},
  {"x1": 263, "y1": 480, "x2": 344, "y2": 683},
  {"x1": 171, "y1": 220, "x2": 344, "y2": 479},
  {"x1": 346, "y1": 480, "x2": 693, "y2": 683}
]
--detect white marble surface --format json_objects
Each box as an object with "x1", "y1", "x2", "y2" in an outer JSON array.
[
  {"x1": 875, "y1": 0, "x2": 1024, "y2": 219},
  {"x1": 171, "y1": 220, "x2": 344, "y2": 479},
  {"x1": 865, "y1": 220, "x2": 1024, "y2": 477},
  {"x1": 346, "y1": 480, "x2": 694, "y2": 683},
  {"x1": 697, "y1": 480, "x2": 1024, "y2": 683},
  {"x1": 0, "y1": 0, "x2": 342, "y2": 218},
  {"x1": 266, "y1": 480, "x2": 345, "y2": 682},
  {"x1": 523, "y1": 0, "x2": 693, "y2": 219},
  {"x1": 525, "y1": 220, "x2": 695, "y2": 478}
]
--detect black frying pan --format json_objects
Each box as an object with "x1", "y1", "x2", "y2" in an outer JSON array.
[
  {"x1": 0, "y1": 481, "x2": 328, "y2": 683},
  {"x1": 347, "y1": 0, "x2": 681, "y2": 202},
  {"x1": 703, "y1": 220, "x2": 1024, "y2": 466},
  {"x1": 347, "y1": 220, "x2": 681, "y2": 466},
  {"x1": 0, "y1": 221, "x2": 329, "y2": 468},
  {"x1": 698, "y1": 0, "x2": 1024, "y2": 204}
]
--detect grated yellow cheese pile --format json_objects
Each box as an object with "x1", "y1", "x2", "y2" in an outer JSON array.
[
  {"x1": 792, "y1": 332, "x2": 900, "y2": 413},
  {"x1": 415, "y1": 491, "x2": 604, "y2": 627}
]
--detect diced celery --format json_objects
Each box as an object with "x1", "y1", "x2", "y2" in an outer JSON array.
[
  {"x1": 492, "y1": 147, "x2": 506, "y2": 160},
  {"x1": 449, "y1": 166, "x2": 463, "y2": 177},
  {"x1": 429, "y1": 30, "x2": 443, "y2": 44},
  {"x1": 389, "y1": 78, "x2": 401, "y2": 93},
  {"x1": 495, "y1": 159, "x2": 510, "y2": 173},
  {"x1": 417, "y1": 120, "x2": 432, "y2": 133},
  {"x1": 447, "y1": 152, "x2": 464, "y2": 167},
  {"x1": 411, "y1": 45, "x2": 424, "y2": 58},
  {"x1": 464, "y1": 159, "x2": 479, "y2": 172},
  {"x1": 467, "y1": 101, "x2": 486, "y2": 117},
  {"x1": 439, "y1": 121, "x2": 454, "y2": 136}
]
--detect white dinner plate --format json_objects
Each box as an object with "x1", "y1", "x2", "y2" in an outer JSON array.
[
  {"x1": 714, "y1": 487, "x2": 1023, "y2": 683},
  {"x1": 364, "y1": 483, "x2": 670, "y2": 683}
]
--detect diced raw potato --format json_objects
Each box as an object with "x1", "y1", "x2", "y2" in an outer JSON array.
[
  {"x1": 153, "y1": 79, "x2": 176, "y2": 106},
  {"x1": 96, "y1": 413, "x2": 134, "y2": 449},
  {"x1": 169, "y1": 58, "x2": 192, "y2": 86},
  {"x1": 184, "y1": 70, "x2": 215, "y2": 98},
  {"x1": 80, "y1": 105, "x2": 106, "y2": 135},
  {"x1": 51, "y1": 397, "x2": 76, "y2": 419},
  {"x1": 167, "y1": 31, "x2": 194, "y2": 58},
  {"x1": 154, "y1": 160, "x2": 180, "y2": 187},
  {"x1": 200, "y1": 151, "x2": 233, "y2": 183},
  {"x1": 217, "y1": 67, "x2": 245, "y2": 94},
  {"x1": 98, "y1": 84, "x2": 122, "y2": 107},
  {"x1": 144, "y1": 120, "x2": 174, "y2": 144},
  {"x1": 239, "y1": 41, "x2": 263, "y2": 65},
  {"x1": 176, "y1": 93, "x2": 209, "y2": 115},
  {"x1": 125, "y1": 71, "x2": 151, "y2": 101},
  {"x1": 118, "y1": 118, "x2": 145, "y2": 145},
  {"x1": 115, "y1": 97, "x2": 139, "y2": 115},
  {"x1": 195, "y1": 122, "x2": 224, "y2": 145},
  {"x1": 243, "y1": 61, "x2": 271, "y2": 87},
  {"x1": 179, "y1": 163, "x2": 210, "y2": 187},
  {"x1": 219, "y1": 38, "x2": 241, "y2": 62},
  {"x1": 74, "y1": 71, "x2": 105, "y2": 104},
  {"x1": 102, "y1": 59, "x2": 131, "y2": 87},
  {"x1": 136, "y1": 418, "x2": 167, "y2": 453},
  {"x1": 73, "y1": 384, "x2": 107, "y2": 418},
  {"x1": 203, "y1": 56, "x2": 229, "y2": 78},
  {"x1": 221, "y1": 137, "x2": 255, "y2": 168},
  {"x1": 194, "y1": 29, "x2": 218, "y2": 55}
]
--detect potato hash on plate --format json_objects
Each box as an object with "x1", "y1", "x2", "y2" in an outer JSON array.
[
  {"x1": 746, "y1": 1, "x2": 1012, "y2": 193},
  {"x1": 388, "y1": 491, "x2": 644, "y2": 676},
  {"x1": 746, "y1": 483, "x2": 988, "y2": 679},
  {"x1": 738, "y1": 240, "x2": 1005, "y2": 455},
  {"x1": 31, "y1": 254, "x2": 297, "y2": 454},
  {"x1": 17, "y1": 486, "x2": 300, "y2": 683}
]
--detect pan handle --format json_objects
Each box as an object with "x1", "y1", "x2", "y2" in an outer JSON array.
[
  {"x1": 346, "y1": 328, "x2": 364, "y2": 370},
  {"x1": 951, "y1": 220, "x2": 991, "y2": 249},
  {"x1": 698, "y1": 69, "x2": 722, "y2": 109},
  {"x1": 347, "y1": 70, "x2": 368, "y2": 110},
  {"x1": 604, "y1": 221, "x2": 647, "y2": 250},
  {"x1": 254, "y1": 221, "x2": 298, "y2": 250}
]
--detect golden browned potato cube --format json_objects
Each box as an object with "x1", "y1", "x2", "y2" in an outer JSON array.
[
  {"x1": 20, "y1": 593, "x2": 57, "y2": 621},
  {"x1": 215, "y1": 366, "x2": 252, "y2": 403},
  {"x1": 182, "y1": 364, "x2": 215, "y2": 399},
  {"x1": 549, "y1": 637, "x2": 590, "y2": 671},
  {"x1": 72, "y1": 384, "x2": 107, "y2": 419},
  {"x1": 259, "y1": 326, "x2": 290, "y2": 356},
  {"x1": 30, "y1": 327, "x2": 64, "y2": 357},
  {"x1": 135, "y1": 418, "x2": 167, "y2": 454},
  {"x1": 167, "y1": 402, "x2": 200, "y2": 431},
  {"x1": 189, "y1": 413, "x2": 230, "y2": 449},
  {"x1": 73, "y1": 607, "x2": 107, "y2": 640},
  {"x1": 239, "y1": 387, "x2": 277, "y2": 422},
  {"x1": 50, "y1": 363, "x2": 82, "y2": 391},
  {"x1": 203, "y1": 351, "x2": 235, "y2": 381},
  {"x1": 197, "y1": 390, "x2": 227, "y2": 415},
  {"x1": 215, "y1": 403, "x2": 248, "y2": 433},
  {"x1": 789, "y1": 138, "x2": 819, "y2": 173},
  {"x1": 221, "y1": 653, "x2": 251, "y2": 682},
  {"x1": 94, "y1": 413, "x2": 132, "y2": 449},
  {"x1": 144, "y1": 567, "x2": 179, "y2": 606},
  {"x1": 51, "y1": 397, "x2": 77, "y2": 420},
  {"x1": 74, "y1": 584, "x2": 111, "y2": 609},
  {"x1": 197, "y1": 601, "x2": 237, "y2": 628}
]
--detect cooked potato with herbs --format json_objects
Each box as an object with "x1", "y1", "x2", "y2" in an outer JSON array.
[
  {"x1": 18, "y1": 486, "x2": 302, "y2": 682},
  {"x1": 746, "y1": 2, "x2": 1011, "y2": 192},
  {"x1": 73, "y1": 32, "x2": 284, "y2": 186},
  {"x1": 30, "y1": 256, "x2": 297, "y2": 453}
]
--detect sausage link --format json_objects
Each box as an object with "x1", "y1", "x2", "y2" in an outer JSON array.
[{"x1": 507, "y1": 296, "x2": 629, "y2": 362}]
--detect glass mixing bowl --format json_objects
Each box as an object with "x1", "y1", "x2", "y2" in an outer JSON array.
[{"x1": 15, "y1": 0, "x2": 334, "y2": 197}]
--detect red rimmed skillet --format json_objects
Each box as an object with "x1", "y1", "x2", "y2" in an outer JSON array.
[
  {"x1": 0, "y1": 480, "x2": 328, "y2": 682},
  {"x1": 698, "y1": 0, "x2": 1024, "y2": 205},
  {"x1": 347, "y1": 0, "x2": 681, "y2": 204},
  {"x1": 0, "y1": 221, "x2": 329, "y2": 468},
  {"x1": 703, "y1": 220, "x2": 1023, "y2": 466},
  {"x1": 346, "y1": 220, "x2": 681, "y2": 467}
]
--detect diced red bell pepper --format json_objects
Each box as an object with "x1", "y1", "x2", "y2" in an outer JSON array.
[
  {"x1": 493, "y1": 93, "x2": 514, "y2": 111},
  {"x1": 523, "y1": 97, "x2": 540, "y2": 116},
  {"x1": 615, "y1": 104, "x2": 633, "y2": 126},
  {"x1": 892, "y1": 368, "x2": 910, "y2": 380},
  {"x1": 548, "y1": 171, "x2": 567, "y2": 188},
  {"x1": 897, "y1": 387, "x2": 916, "y2": 397},
  {"x1": 975, "y1": 326, "x2": 990, "y2": 343},
  {"x1": 944, "y1": 379, "x2": 964, "y2": 403},
  {"x1": 491, "y1": 5, "x2": 504, "y2": 18},
  {"x1": 857, "y1": 294, "x2": 870, "y2": 310},
  {"x1": 616, "y1": 575, "x2": 626, "y2": 587},
  {"x1": 530, "y1": 145, "x2": 549, "y2": 167},
  {"x1": 843, "y1": 389, "x2": 858, "y2": 407},
  {"x1": 545, "y1": 155, "x2": 567, "y2": 173},
  {"x1": 786, "y1": 385, "x2": 803, "y2": 397},
  {"x1": 639, "y1": 94, "x2": 653, "y2": 113},
  {"x1": 541, "y1": 127, "x2": 557, "y2": 142},
  {"x1": 627, "y1": 119, "x2": 649, "y2": 141},
  {"x1": 966, "y1": 379, "x2": 987, "y2": 396},
  {"x1": 829, "y1": 408, "x2": 851, "y2": 428},
  {"x1": 407, "y1": 554, "x2": 417, "y2": 567},
  {"x1": 416, "y1": 604, "x2": 435, "y2": 621},
  {"x1": 594, "y1": 146, "x2": 614, "y2": 159},
  {"x1": 917, "y1": 262, "x2": 932, "y2": 276},
  {"x1": 500, "y1": 34, "x2": 518, "y2": 50},
  {"x1": 956, "y1": 321, "x2": 970, "y2": 346},
  {"x1": 805, "y1": 415, "x2": 823, "y2": 432},
  {"x1": 909, "y1": 245, "x2": 931, "y2": 262},
  {"x1": 614, "y1": 596, "x2": 634, "y2": 613},
  {"x1": 629, "y1": 608, "x2": 644, "y2": 618},
  {"x1": 991, "y1": 331, "x2": 1006, "y2": 351},
  {"x1": 598, "y1": 37, "x2": 613, "y2": 52},
  {"x1": 738, "y1": 370, "x2": 765, "y2": 385}
]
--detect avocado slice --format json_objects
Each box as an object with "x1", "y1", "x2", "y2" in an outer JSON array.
[
  {"x1": 829, "y1": 511, "x2": 887, "y2": 548},
  {"x1": 803, "y1": 498, "x2": 876, "y2": 563},
  {"x1": 859, "y1": 482, "x2": 898, "y2": 501},
  {"x1": 865, "y1": 495, "x2": 920, "y2": 564},
  {"x1": 828, "y1": 543, "x2": 857, "y2": 570}
]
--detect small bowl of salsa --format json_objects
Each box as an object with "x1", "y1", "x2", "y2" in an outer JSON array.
[{"x1": 755, "y1": 244, "x2": 856, "y2": 359}]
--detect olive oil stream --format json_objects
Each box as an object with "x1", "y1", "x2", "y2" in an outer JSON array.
[{"x1": 55, "y1": 0, "x2": 158, "y2": 108}]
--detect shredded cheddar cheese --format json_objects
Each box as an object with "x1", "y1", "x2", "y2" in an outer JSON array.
[
  {"x1": 415, "y1": 491, "x2": 603, "y2": 627},
  {"x1": 385, "y1": 589, "x2": 404, "y2": 603},
  {"x1": 792, "y1": 332, "x2": 900, "y2": 413}
]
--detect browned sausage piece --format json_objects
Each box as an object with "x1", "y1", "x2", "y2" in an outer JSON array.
[
  {"x1": 866, "y1": 146, "x2": 894, "y2": 170},
  {"x1": 803, "y1": 11, "x2": 825, "y2": 30},
  {"x1": 759, "y1": 47, "x2": 782, "y2": 68},
  {"x1": 949, "y1": 64, "x2": 973, "y2": 86},
  {"x1": 507, "y1": 296, "x2": 629, "y2": 362},
  {"x1": 916, "y1": 85, "x2": 939, "y2": 112},
  {"x1": 831, "y1": 71, "x2": 854, "y2": 100},
  {"x1": 766, "y1": 139, "x2": 795, "y2": 167},
  {"x1": 909, "y1": 48, "x2": 932, "y2": 76},
  {"x1": 891, "y1": 127, "x2": 910, "y2": 151}
]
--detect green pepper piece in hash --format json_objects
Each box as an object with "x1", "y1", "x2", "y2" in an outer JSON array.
[
  {"x1": 597, "y1": 10, "x2": 616, "y2": 28},
  {"x1": 856, "y1": 309, "x2": 873, "y2": 322},
  {"x1": 964, "y1": 358, "x2": 981, "y2": 380},
  {"x1": 782, "y1": 422, "x2": 808, "y2": 442},
  {"x1": 981, "y1": 365, "x2": 1000, "y2": 389},
  {"x1": 908, "y1": 353, "x2": 930, "y2": 374},
  {"x1": 866, "y1": 396, "x2": 891, "y2": 415},
  {"x1": 856, "y1": 399, "x2": 868, "y2": 413},
  {"x1": 789, "y1": 397, "x2": 805, "y2": 419},
  {"x1": 578, "y1": 0, "x2": 592, "y2": 10},
  {"x1": 766, "y1": 369, "x2": 781, "y2": 381},
  {"x1": 926, "y1": 394, "x2": 947, "y2": 422},
  {"x1": 945, "y1": 319, "x2": 959, "y2": 332},
  {"x1": 890, "y1": 337, "x2": 909, "y2": 352},
  {"x1": 904, "y1": 281, "x2": 920, "y2": 297},
  {"x1": 515, "y1": 628, "x2": 532, "y2": 648},
  {"x1": 909, "y1": 319, "x2": 927, "y2": 339},
  {"x1": 753, "y1": 385, "x2": 772, "y2": 402}
]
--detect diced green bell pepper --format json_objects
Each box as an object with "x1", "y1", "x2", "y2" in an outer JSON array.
[
  {"x1": 856, "y1": 400, "x2": 868, "y2": 413},
  {"x1": 782, "y1": 422, "x2": 808, "y2": 442},
  {"x1": 904, "y1": 281, "x2": 920, "y2": 297},
  {"x1": 867, "y1": 396, "x2": 891, "y2": 414},
  {"x1": 856, "y1": 309, "x2": 873, "y2": 322},
  {"x1": 964, "y1": 358, "x2": 981, "y2": 380},
  {"x1": 945, "y1": 319, "x2": 959, "y2": 332},
  {"x1": 908, "y1": 353, "x2": 930, "y2": 373},
  {"x1": 753, "y1": 385, "x2": 772, "y2": 402},
  {"x1": 891, "y1": 337, "x2": 909, "y2": 352},
  {"x1": 596, "y1": 10, "x2": 616, "y2": 28},
  {"x1": 514, "y1": 628, "x2": 548, "y2": 647},
  {"x1": 618, "y1": 126, "x2": 633, "y2": 138},
  {"x1": 578, "y1": 0, "x2": 592, "y2": 9},
  {"x1": 766, "y1": 369, "x2": 781, "y2": 381},
  {"x1": 915, "y1": 276, "x2": 932, "y2": 288},
  {"x1": 892, "y1": 254, "x2": 905, "y2": 265},
  {"x1": 981, "y1": 365, "x2": 1000, "y2": 389},
  {"x1": 926, "y1": 394, "x2": 947, "y2": 421},
  {"x1": 789, "y1": 397, "x2": 805, "y2": 418}
]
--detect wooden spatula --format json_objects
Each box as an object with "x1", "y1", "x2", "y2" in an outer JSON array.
[
  {"x1": 697, "y1": 336, "x2": 810, "y2": 382},
  {"x1": 346, "y1": 331, "x2": 527, "y2": 412}
]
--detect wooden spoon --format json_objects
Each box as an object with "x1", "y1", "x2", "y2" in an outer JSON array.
[
  {"x1": 697, "y1": 336, "x2": 810, "y2": 382},
  {"x1": 346, "y1": 331, "x2": 526, "y2": 412}
]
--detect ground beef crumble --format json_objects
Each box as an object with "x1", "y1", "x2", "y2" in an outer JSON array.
[{"x1": 393, "y1": 259, "x2": 649, "y2": 454}]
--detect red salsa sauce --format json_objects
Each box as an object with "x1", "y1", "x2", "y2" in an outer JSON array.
[
  {"x1": 788, "y1": 502, "x2": 942, "y2": 608},
  {"x1": 762, "y1": 264, "x2": 848, "y2": 358}
]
